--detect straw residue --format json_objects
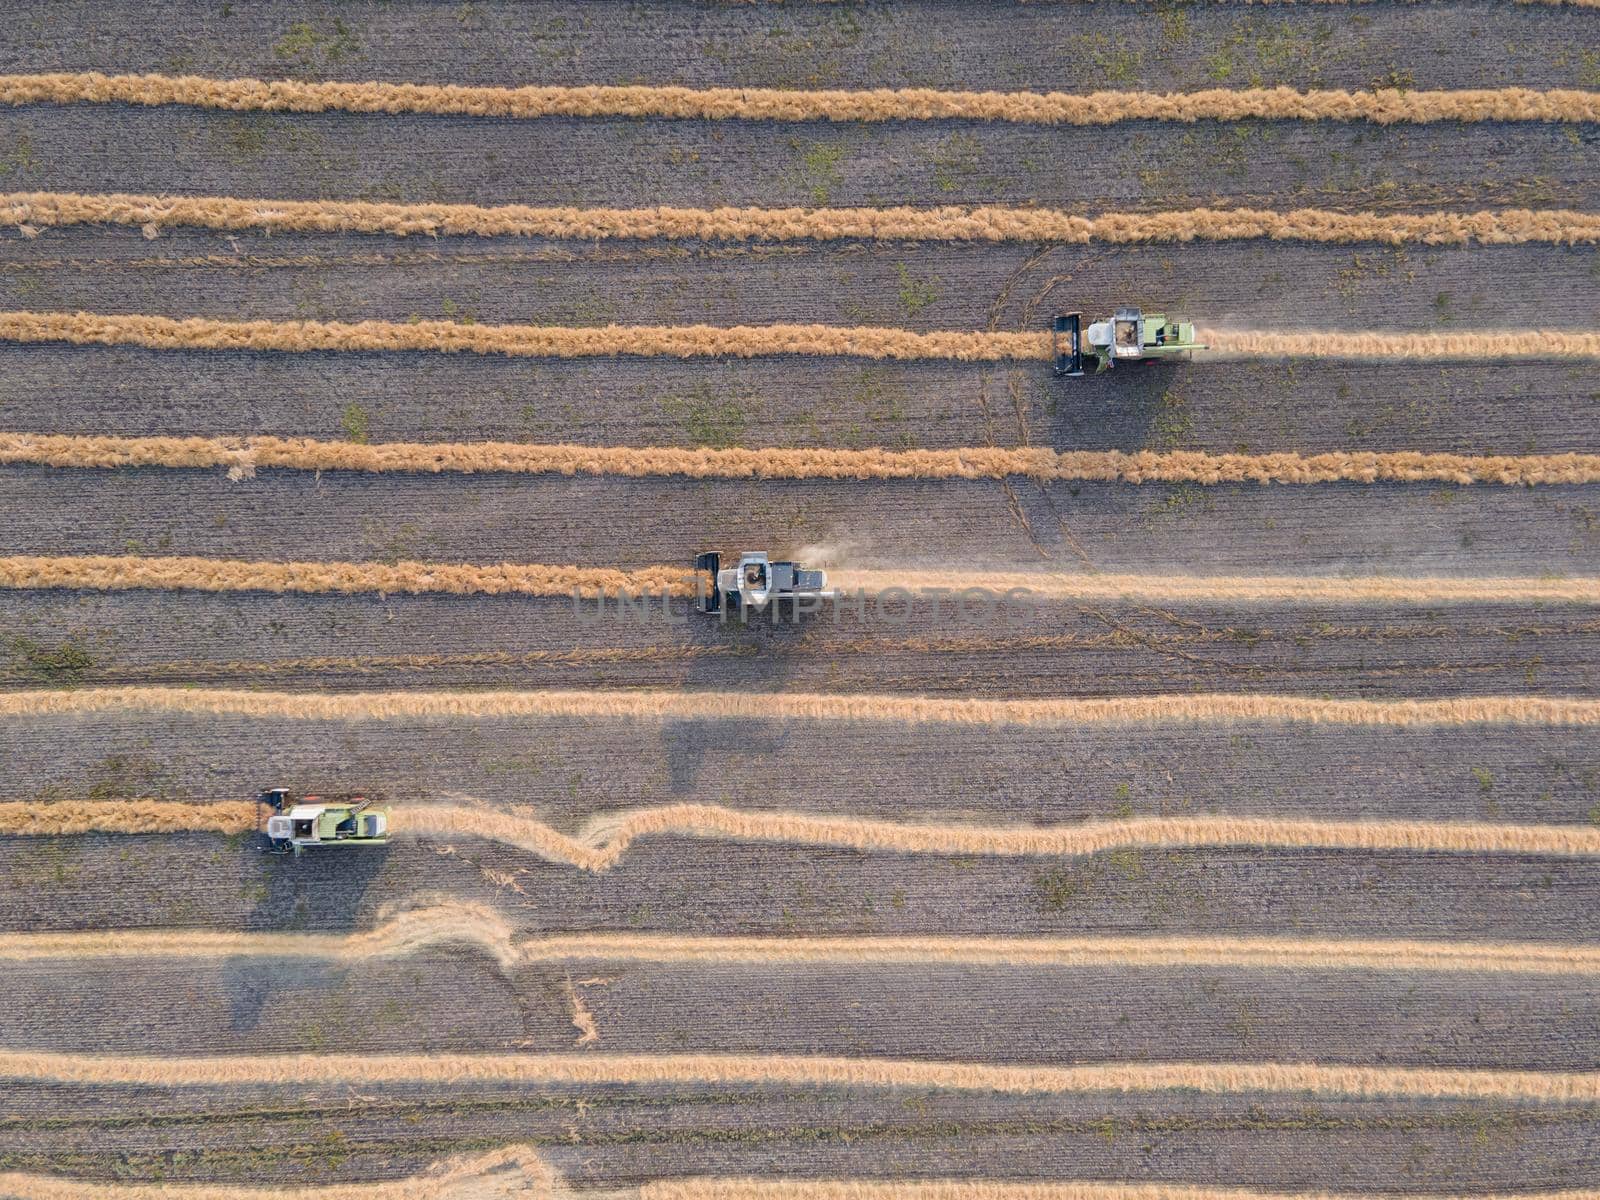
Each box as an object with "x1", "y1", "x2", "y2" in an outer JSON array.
[
  {"x1": 0, "y1": 310, "x2": 1051, "y2": 362},
  {"x1": 0, "y1": 1048, "x2": 1597, "y2": 1104},
  {"x1": 7, "y1": 901, "x2": 1598, "y2": 976},
  {"x1": 0, "y1": 73, "x2": 1595, "y2": 125},
  {"x1": 1204, "y1": 329, "x2": 1600, "y2": 361},
  {"x1": 7, "y1": 191, "x2": 1600, "y2": 247},
  {"x1": 1, "y1": 686, "x2": 1596, "y2": 729},
  {"x1": 829, "y1": 569, "x2": 1600, "y2": 606},
  {"x1": 7, "y1": 799, "x2": 1598, "y2": 867},
  {"x1": 5, "y1": 432, "x2": 1600, "y2": 487}
]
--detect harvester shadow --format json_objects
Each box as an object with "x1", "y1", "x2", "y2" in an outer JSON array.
[
  {"x1": 1045, "y1": 366, "x2": 1170, "y2": 452},
  {"x1": 228, "y1": 827, "x2": 390, "y2": 1028},
  {"x1": 659, "y1": 599, "x2": 830, "y2": 794}
]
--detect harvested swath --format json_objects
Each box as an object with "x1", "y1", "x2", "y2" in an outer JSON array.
[
  {"x1": 0, "y1": 311, "x2": 1052, "y2": 362},
  {"x1": 7, "y1": 432, "x2": 1600, "y2": 487},
  {"x1": 647, "y1": 1183, "x2": 1600, "y2": 1200},
  {"x1": 1205, "y1": 329, "x2": 1600, "y2": 361},
  {"x1": 3, "y1": 686, "x2": 1597, "y2": 729},
  {"x1": 828, "y1": 569, "x2": 1600, "y2": 606},
  {"x1": 1, "y1": 1049, "x2": 1597, "y2": 1103},
  {"x1": 7, "y1": 899, "x2": 1599, "y2": 976},
  {"x1": 0, "y1": 73, "x2": 1595, "y2": 125},
  {"x1": 1, "y1": 311, "x2": 1595, "y2": 364},
  {"x1": 0, "y1": 554, "x2": 696, "y2": 599},
  {"x1": 0, "y1": 1145, "x2": 560, "y2": 1200},
  {"x1": 5, "y1": 799, "x2": 1598, "y2": 867},
  {"x1": 8, "y1": 191, "x2": 1600, "y2": 247}
]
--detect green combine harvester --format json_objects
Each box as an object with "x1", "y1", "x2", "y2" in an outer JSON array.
[
  {"x1": 1054, "y1": 308, "x2": 1206, "y2": 376},
  {"x1": 260, "y1": 788, "x2": 391, "y2": 856}
]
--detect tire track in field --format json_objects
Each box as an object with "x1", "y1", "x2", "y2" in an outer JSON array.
[
  {"x1": 2, "y1": 1049, "x2": 1599, "y2": 1104},
  {"x1": 9, "y1": 191, "x2": 1600, "y2": 246},
  {"x1": 3, "y1": 686, "x2": 1596, "y2": 727},
  {"x1": 7, "y1": 433, "x2": 1600, "y2": 486},
  {"x1": 2, "y1": 554, "x2": 1593, "y2": 608},
  {"x1": 2, "y1": 73, "x2": 1595, "y2": 124},
  {"x1": 5, "y1": 899, "x2": 1597, "y2": 976},
  {"x1": 0, "y1": 311, "x2": 1594, "y2": 364},
  {"x1": 3, "y1": 800, "x2": 1598, "y2": 868}
]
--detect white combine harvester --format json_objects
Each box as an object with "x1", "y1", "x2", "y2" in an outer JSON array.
[{"x1": 694, "y1": 550, "x2": 834, "y2": 618}]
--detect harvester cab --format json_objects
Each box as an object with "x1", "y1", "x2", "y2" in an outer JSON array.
[
  {"x1": 1055, "y1": 307, "x2": 1205, "y2": 376},
  {"x1": 261, "y1": 788, "x2": 390, "y2": 856},
  {"x1": 695, "y1": 551, "x2": 833, "y2": 619}
]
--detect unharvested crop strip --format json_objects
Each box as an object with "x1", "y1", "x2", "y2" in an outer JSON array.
[
  {"x1": 7, "y1": 1166, "x2": 1600, "y2": 1200},
  {"x1": 4, "y1": 799, "x2": 1598, "y2": 868},
  {"x1": 9, "y1": 191, "x2": 1600, "y2": 247},
  {"x1": 0, "y1": 554, "x2": 696, "y2": 598},
  {"x1": 1, "y1": 73, "x2": 1596, "y2": 125},
  {"x1": 1, "y1": 1048, "x2": 1598, "y2": 1104},
  {"x1": 0, "y1": 1145, "x2": 561, "y2": 1200},
  {"x1": 3, "y1": 554, "x2": 1593, "y2": 608},
  {"x1": 5, "y1": 899, "x2": 1597, "y2": 976},
  {"x1": 2, "y1": 686, "x2": 1597, "y2": 729},
  {"x1": 0, "y1": 310, "x2": 1051, "y2": 362},
  {"x1": 6, "y1": 432, "x2": 1600, "y2": 487},
  {"x1": 1, "y1": 311, "x2": 1595, "y2": 364}
]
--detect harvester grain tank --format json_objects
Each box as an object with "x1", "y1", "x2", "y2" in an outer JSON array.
[
  {"x1": 695, "y1": 550, "x2": 833, "y2": 617},
  {"x1": 261, "y1": 788, "x2": 390, "y2": 855},
  {"x1": 1054, "y1": 308, "x2": 1206, "y2": 376}
]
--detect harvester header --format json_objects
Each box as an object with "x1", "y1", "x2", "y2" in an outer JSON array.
[{"x1": 1054, "y1": 308, "x2": 1206, "y2": 376}]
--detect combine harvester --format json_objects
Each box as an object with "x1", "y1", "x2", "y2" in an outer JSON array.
[
  {"x1": 695, "y1": 550, "x2": 833, "y2": 620},
  {"x1": 260, "y1": 788, "x2": 390, "y2": 856},
  {"x1": 1054, "y1": 307, "x2": 1206, "y2": 376}
]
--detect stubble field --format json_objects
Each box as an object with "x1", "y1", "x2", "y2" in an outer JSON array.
[{"x1": 0, "y1": 3, "x2": 1597, "y2": 1198}]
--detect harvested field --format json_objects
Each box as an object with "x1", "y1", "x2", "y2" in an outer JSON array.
[{"x1": 1, "y1": 1, "x2": 1597, "y2": 1196}]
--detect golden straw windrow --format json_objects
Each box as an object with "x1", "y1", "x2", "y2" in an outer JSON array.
[
  {"x1": 650, "y1": 1184, "x2": 1600, "y2": 1200},
  {"x1": 4, "y1": 799, "x2": 1599, "y2": 868},
  {"x1": 0, "y1": 1145, "x2": 561, "y2": 1200},
  {"x1": 0, "y1": 73, "x2": 1596, "y2": 124},
  {"x1": 1, "y1": 1048, "x2": 1598, "y2": 1104},
  {"x1": 7, "y1": 191, "x2": 1600, "y2": 246},
  {"x1": 6, "y1": 899, "x2": 1599, "y2": 976},
  {"x1": 0, "y1": 553, "x2": 697, "y2": 598},
  {"x1": 0, "y1": 311, "x2": 1595, "y2": 363},
  {"x1": 0, "y1": 553, "x2": 1594, "y2": 608},
  {"x1": 5, "y1": 432, "x2": 1600, "y2": 486},
  {"x1": 6, "y1": 1161, "x2": 1600, "y2": 1200},
  {"x1": 0, "y1": 311, "x2": 1053, "y2": 361},
  {"x1": 1, "y1": 687, "x2": 1598, "y2": 729}
]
